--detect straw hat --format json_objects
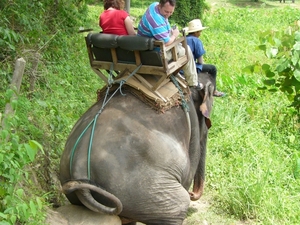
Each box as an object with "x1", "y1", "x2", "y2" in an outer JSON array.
[{"x1": 183, "y1": 19, "x2": 207, "y2": 33}]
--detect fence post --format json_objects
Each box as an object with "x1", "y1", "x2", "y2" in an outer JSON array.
[{"x1": 3, "y1": 57, "x2": 26, "y2": 121}]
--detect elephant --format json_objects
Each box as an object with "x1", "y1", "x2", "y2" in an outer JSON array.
[{"x1": 59, "y1": 73, "x2": 215, "y2": 225}]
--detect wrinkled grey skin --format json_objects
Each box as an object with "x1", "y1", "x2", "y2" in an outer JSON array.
[{"x1": 59, "y1": 73, "x2": 214, "y2": 225}]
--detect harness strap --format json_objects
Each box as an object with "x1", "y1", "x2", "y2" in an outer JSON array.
[
  {"x1": 70, "y1": 63, "x2": 142, "y2": 179},
  {"x1": 170, "y1": 74, "x2": 191, "y2": 142}
]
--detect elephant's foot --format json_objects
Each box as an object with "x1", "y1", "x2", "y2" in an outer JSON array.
[{"x1": 189, "y1": 180, "x2": 205, "y2": 201}]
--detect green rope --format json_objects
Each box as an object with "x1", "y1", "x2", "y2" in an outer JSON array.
[
  {"x1": 69, "y1": 119, "x2": 94, "y2": 177},
  {"x1": 170, "y1": 74, "x2": 189, "y2": 112},
  {"x1": 69, "y1": 63, "x2": 142, "y2": 180},
  {"x1": 87, "y1": 113, "x2": 99, "y2": 179}
]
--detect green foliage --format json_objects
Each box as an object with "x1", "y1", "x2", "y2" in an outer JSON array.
[
  {"x1": 171, "y1": 0, "x2": 209, "y2": 27},
  {"x1": 246, "y1": 20, "x2": 300, "y2": 117},
  {"x1": 0, "y1": 0, "x2": 97, "y2": 223},
  {"x1": 0, "y1": 0, "x2": 90, "y2": 63},
  {"x1": 201, "y1": 4, "x2": 300, "y2": 224},
  {"x1": 0, "y1": 96, "x2": 45, "y2": 224},
  {"x1": 0, "y1": 27, "x2": 21, "y2": 58}
]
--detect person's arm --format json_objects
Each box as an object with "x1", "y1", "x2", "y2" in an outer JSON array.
[
  {"x1": 165, "y1": 28, "x2": 180, "y2": 46},
  {"x1": 124, "y1": 16, "x2": 136, "y2": 35},
  {"x1": 197, "y1": 55, "x2": 204, "y2": 64}
]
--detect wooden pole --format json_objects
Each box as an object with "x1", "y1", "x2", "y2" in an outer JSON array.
[
  {"x1": 4, "y1": 57, "x2": 26, "y2": 117},
  {"x1": 125, "y1": 0, "x2": 130, "y2": 13}
]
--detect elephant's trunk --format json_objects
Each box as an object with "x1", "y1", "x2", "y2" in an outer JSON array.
[
  {"x1": 189, "y1": 177, "x2": 205, "y2": 201},
  {"x1": 62, "y1": 180, "x2": 123, "y2": 215},
  {"x1": 189, "y1": 80, "x2": 213, "y2": 201}
]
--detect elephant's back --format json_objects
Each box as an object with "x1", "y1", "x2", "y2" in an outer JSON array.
[{"x1": 64, "y1": 91, "x2": 189, "y2": 166}]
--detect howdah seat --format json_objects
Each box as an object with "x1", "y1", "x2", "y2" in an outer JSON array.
[{"x1": 85, "y1": 32, "x2": 189, "y2": 101}]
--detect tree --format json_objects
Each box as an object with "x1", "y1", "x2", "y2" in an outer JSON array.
[{"x1": 171, "y1": 0, "x2": 209, "y2": 27}]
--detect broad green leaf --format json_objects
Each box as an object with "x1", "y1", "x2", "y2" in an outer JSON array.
[
  {"x1": 268, "y1": 88, "x2": 278, "y2": 92},
  {"x1": 293, "y1": 41, "x2": 300, "y2": 51},
  {"x1": 274, "y1": 37, "x2": 281, "y2": 47},
  {"x1": 0, "y1": 212, "x2": 7, "y2": 219},
  {"x1": 252, "y1": 63, "x2": 263, "y2": 73},
  {"x1": 289, "y1": 135, "x2": 295, "y2": 143},
  {"x1": 21, "y1": 203, "x2": 29, "y2": 219},
  {"x1": 29, "y1": 140, "x2": 43, "y2": 153},
  {"x1": 242, "y1": 65, "x2": 254, "y2": 73},
  {"x1": 265, "y1": 70, "x2": 275, "y2": 78},
  {"x1": 276, "y1": 60, "x2": 289, "y2": 72},
  {"x1": 294, "y1": 69, "x2": 300, "y2": 82},
  {"x1": 295, "y1": 31, "x2": 300, "y2": 41},
  {"x1": 0, "y1": 220, "x2": 11, "y2": 225},
  {"x1": 291, "y1": 53, "x2": 300, "y2": 67},
  {"x1": 10, "y1": 215, "x2": 17, "y2": 224},
  {"x1": 16, "y1": 189, "x2": 24, "y2": 197},
  {"x1": 30, "y1": 200, "x2": 37, "y2": 216},
  {"x1": 262, "y1": 64, "x2": 270, "y2": 71},
  {"x1": 24, "y1": 143, "x2": 37, "y2": 162},
  {"x1": 258, "y1": 44, "x2": 266, "y2": 51},
  {"x1": 1, "y1": 130, "x2": 9, "y2": 140},
  {"x1": 257, "y1": 86, "x2": 267, "y2": 90},
  {"x1": 263, "y1": 79, "x2": 275, "y2": 86},
  {"x1": 266, "y1": 47, "x2": 278, "y2": 58},
  {"x1": 36, "y1": 197, "x2": 43, "y2": 209}
]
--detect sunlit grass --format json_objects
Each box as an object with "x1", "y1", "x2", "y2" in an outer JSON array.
[
  {"x1": 77, "y1": 1, "x2": 300, "y2": 224},
  {"x1": 188, "y1": 2, "x2": 300, "y2": 224}
]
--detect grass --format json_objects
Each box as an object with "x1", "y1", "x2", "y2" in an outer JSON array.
[
  {"x1": 197, "y1": 1, "x2": 300, "y2": 224},
  {"x1": 78, "y1": 1, "x2": 300, "y2": 224}
]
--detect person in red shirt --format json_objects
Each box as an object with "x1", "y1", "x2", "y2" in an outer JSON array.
[{"x1": 99, "y1": 0, "x2": 136, "y2": 35}]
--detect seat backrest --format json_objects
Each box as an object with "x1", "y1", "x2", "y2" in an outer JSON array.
[
  {"x1": 87, "y1": 33, "x2": 118, "y2": 62},
  {"x1": 117, "y1": 35, "x2": 154, "y2": 51},
  {"x1": 87, "y1": 33, "x2": 118, "y2": 48},
  {"x1": 87, "y1": 33, "x2": 162, "y2": 66}
]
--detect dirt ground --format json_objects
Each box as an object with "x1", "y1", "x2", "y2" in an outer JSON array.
[{"x1": 133, "y1": 194, "x2": 252, "y2": 225}]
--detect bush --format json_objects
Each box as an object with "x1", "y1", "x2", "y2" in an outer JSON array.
[{"x1": 171, "y1": 0, "x2": 209, "y2": 27}]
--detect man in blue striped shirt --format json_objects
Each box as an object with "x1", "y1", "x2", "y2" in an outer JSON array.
[{"x1": 137, "y1": 0, "x2": 202, "y2": 90}]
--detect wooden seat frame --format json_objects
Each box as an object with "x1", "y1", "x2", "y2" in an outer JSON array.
[{"x1": 85, "y1": 33, "x2": 189, "y2": 96}]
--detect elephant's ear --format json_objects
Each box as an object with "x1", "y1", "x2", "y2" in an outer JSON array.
[{"x1": 199, "y1": 82, "x2": 214, "y2": 129}]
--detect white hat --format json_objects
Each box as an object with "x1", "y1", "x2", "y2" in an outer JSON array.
[{"x1": 183, "y1": 19, "x2": 208, "y2": 33}]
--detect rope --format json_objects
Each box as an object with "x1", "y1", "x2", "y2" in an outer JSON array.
[
  {"x1": 170, "y1": 74, "x2": 189, "y2": 112},
  {"x1": 69, "y1": 63, "x2": 142, "y2": 179},
  {"x1": 170, "y1": 74, "x2": 191, "y2": 141}
]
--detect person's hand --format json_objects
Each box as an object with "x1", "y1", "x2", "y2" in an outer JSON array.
[{"x1": 172, "y1": 27, "x2": 180, "y2": 38}]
